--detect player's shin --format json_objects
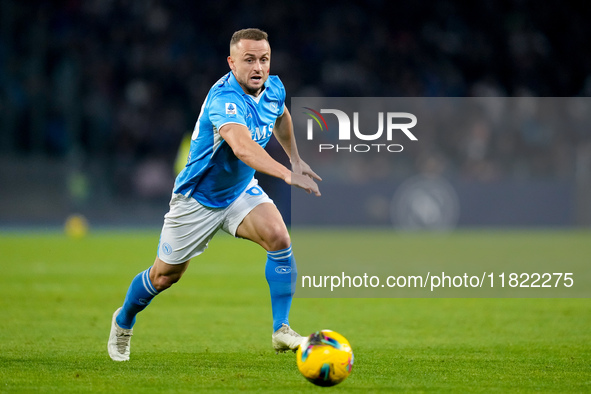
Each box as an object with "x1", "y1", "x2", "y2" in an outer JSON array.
[
  {"x1": 265, "y1": 245, "x2": 297, "y2": 332},
  {"x1": 116, "y1": 267, "x2": 160, "y2": 329}
]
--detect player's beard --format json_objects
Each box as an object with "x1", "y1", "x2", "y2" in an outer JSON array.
[
  {"x1": 242, "y1": 74, "x2": 267, "y2": 96},
  {"x1": 243, "y1": 84, "x2": 260, "y2": 95}
]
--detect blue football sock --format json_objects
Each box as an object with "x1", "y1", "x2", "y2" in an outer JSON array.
[
  {"x1": 116, "y1": 267, "x2": 159, "y2": 329},
  {"x1": 265, "y1": 245, "x2": 297, "y2": 332}
]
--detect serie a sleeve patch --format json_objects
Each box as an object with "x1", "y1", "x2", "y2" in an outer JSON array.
[{"x1": 225, "y1": 103, "x2": 237, "y2": 116}]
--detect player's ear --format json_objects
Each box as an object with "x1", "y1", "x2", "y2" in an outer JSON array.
[{"x1": 227, "y1": 56, "x2": 235, "y2": 71}]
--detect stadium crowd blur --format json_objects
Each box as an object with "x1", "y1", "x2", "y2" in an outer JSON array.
[{"x1": 1, "y1": 0, "x2": 590, "y2": 202}]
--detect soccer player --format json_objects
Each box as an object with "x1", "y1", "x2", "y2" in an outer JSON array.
[{"x1": 108, "y1": 28, "x2": 321, "y2": 361}]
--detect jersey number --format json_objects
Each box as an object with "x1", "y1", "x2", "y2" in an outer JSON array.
[{"x1": 246, "y1": 186, "x2": 263, "y2": 196}]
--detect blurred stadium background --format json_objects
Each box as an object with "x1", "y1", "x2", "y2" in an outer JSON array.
[{"x1": 1, "y1": 0, "x2": 590, "y2": 228}]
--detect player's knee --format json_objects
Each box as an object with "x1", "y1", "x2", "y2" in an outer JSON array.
[
  {"x1": 152, "y1": 272, "x2": 182, "y2": 291},
  {"x1": 266, "y1": 226, "x2": 291, "y2": 252}
]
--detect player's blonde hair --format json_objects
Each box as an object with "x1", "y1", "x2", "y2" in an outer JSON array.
[{"x1": 230, "y1": 28, "x2": 268, "y2": 50}]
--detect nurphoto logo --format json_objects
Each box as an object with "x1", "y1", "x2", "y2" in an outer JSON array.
[{"x1": 303, "y1": 107, "x2": 418, "y2": 153}]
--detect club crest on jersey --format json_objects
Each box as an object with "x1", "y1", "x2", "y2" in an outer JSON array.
[
  {"x1": 225, "y1": 103, "x2": 237, "y2": 116},
  {"x1": 270, "y1": 101, "x2": 278, "y2": 112}
]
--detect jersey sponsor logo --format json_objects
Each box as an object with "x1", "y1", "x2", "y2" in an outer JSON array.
[
  {"x1": 225, "y1": 103, "x2": 237, "y2": 116},
  {"x1": 275, "y1": 266, "x2": 292, "y2": 274},
  {"x1": 252, "y1": 122, "x2": 274, "y2": 141}
]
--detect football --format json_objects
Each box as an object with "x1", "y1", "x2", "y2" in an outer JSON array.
[{"x1": 296, "y1": 330, "x2": 354, "y2": 387}]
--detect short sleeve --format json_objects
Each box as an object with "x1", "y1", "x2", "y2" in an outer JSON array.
[
  {"x1": 278, "y1": 101, "x2": 285, "y2": 117},
  {"x1": 273, "y1": 76, "x2": 286, "y2": 116},
  {"x1": 209, "y1": 92, "x2": 247, "y2": 130}
]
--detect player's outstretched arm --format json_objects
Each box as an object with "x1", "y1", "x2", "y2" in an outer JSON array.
[
  {"x1": 220, "y1": 123, "x2": 321, "y2": 196},
  {"x1": 274, "y1": 107, "x2": 322, "y2": 182}
]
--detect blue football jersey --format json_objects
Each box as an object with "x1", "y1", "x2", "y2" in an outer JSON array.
[{"x1": 173, "y1": 71, "x2": 286, "y2": 208}]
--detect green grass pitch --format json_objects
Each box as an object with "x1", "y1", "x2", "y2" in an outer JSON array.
[{"x1": 1, "y1": 229, "x2": 590, "y2": 392}]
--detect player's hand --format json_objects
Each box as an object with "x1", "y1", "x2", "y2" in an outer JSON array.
[
  {"x1": 291, "y1": 159, "x2": 322, "y2": 182},
  {"x1": 287, "y1": 172, "x2": 321, "y2": 196}
]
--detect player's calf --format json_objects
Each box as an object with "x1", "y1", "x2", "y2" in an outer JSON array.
[{"x1": 150, "y1": 257, "x2": 189, "y2": 291}]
